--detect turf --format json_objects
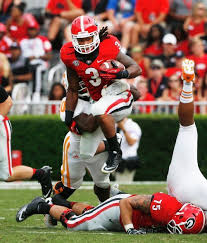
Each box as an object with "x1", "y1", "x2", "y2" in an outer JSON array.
[{"x1": 0, "y1": 184, "x2": 207, "y2": 243}]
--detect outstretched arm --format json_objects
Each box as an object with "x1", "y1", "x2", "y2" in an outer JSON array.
[{"x1": 120, "y1": 195, "x2": 152, "y2": 230}]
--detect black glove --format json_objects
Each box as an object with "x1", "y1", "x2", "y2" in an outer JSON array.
[
  {"x1": 115, "y1": 69, "x2": 129, "y2": 79},
  {"x1": 126, "y1": 228, "x2": 147, "y2": 235},
  {"x1": 65, "y1": 110, "x2": 74, "y2": 127}
]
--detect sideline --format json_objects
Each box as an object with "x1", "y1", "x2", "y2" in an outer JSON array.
[{"x1": 0, "y1": 181, "x2": 166, "y2": 190}]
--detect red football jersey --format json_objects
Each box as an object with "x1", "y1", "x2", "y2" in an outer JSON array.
[
  {"x1": 60, "y1": 35, "x2": 121, "y2": 101},
  {"x1": 150, "y1": 192, "x2": 183, "y2": 225}
]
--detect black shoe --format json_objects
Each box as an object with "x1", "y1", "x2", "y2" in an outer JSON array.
[
  {"x1": 16, "y1": 197, "x2": 45, "y2": 222},
  {"x1": 101, "y1": 150, "x2": 122, "y2": 174},
  {"x1": 39, "y1": 166, "x2": 53, "y2": 198}
]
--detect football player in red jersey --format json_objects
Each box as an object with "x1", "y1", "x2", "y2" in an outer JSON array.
[
  {"x1": 16, "y1": 191, "x2": 206, "y2": 234},
  {"x1": 60, "y1": 15, "x2": 142, "y2": 173}
]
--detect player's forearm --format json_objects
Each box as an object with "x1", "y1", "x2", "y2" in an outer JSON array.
[
  {"x1": 120, "y1": 199, "x2": 134, "y2": 228},
  {"x1": 126, "y1": 64, "x2": 142, "y2": 78},
  {"x1": 66, "y1": 89, "x2": 78, "y2": 111},
  {"x1": 116, "y1": 52, "x2": 142, "y2": 78}
]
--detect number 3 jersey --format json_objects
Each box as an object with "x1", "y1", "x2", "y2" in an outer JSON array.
[{"x1": 60, "y1": 35, "x2": 121, "y2": 101}]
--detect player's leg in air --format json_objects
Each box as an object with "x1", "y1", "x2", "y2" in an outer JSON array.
[
  {"x1": 0, "y1": 85, "x2": 52, "y2": 198},
  {"x1": 167, "y1": 59, "x2": 207, "y2": 210}
]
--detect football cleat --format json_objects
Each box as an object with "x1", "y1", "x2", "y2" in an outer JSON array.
[
  {"x1": 181, "y1": 59, "x2": 195, "y2": 82},
  {"x1": 101, "y1": 150, "x2": 122, "y2": 174},
  {"x1": 39, "y1": 166, "x2": 53, "y2": 198},
  {"x1": 16, "y1": 197, "x2": 45, "y2": 222}
]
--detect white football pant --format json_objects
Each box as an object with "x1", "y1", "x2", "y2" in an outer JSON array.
[
  {"x1": 0, "y1": 115, "x2": 13, "y2": 180},
  {"x1": 167, "y1": 123, "x2": 207, "y2": 210}
]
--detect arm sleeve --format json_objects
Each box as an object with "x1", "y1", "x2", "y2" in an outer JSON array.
[{"x1": 0, "y1": 85, "x2": 9, "y2": 103}]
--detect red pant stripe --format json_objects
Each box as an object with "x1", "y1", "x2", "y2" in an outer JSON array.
[
  {"x1": 66, "y1": 202, "x2": 120, "y2": 228},
  {"x1": 3, "y1": 120, "x2": 12, "y2": 176},
  {"x1": 104, "y1": 90, "x2": 132, "y2": 114}
]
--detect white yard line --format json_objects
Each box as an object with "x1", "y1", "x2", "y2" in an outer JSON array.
[
  {"x1": 0, "y1": 181, "x2": 166, "y2": 190},
  {"x1": 9, "y1": 230, "x2": 115, "y2": 235}
]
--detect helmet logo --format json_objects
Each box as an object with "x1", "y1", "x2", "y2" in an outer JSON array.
[
  {"x1": 185, "y1": 218, "x2": 195, "y2": 229},
  {"x1": 73, "y1": 60, "x2": 80, "y2": 66}
]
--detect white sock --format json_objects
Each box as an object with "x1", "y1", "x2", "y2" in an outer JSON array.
[{"x1": 180, "y1": 80, "x2": 193, "y2": 103}]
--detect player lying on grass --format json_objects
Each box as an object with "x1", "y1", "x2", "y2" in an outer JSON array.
[
  {"x1": 0, "y1": 85, "x2": 52, "y2": 198},
  {"x1": 16, "y1": 191, "x2": 206, "y2": 234},
  {"x1": 61, "y1": 15, "x2": 142, "y2": 174},
  {"x1": 167, "y1": 59, "x2": 207, "y2": 210}
]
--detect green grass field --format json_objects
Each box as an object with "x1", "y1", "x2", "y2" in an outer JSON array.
[{"x1": 0, "y1": 184, "x2": 207, "y2": 243}]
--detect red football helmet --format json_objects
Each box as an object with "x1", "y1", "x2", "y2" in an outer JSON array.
[
  {"x1": 71, "y1": 15, "x2": 100, "y2": 55},
  {"x1": 167, "y1": 203, "x2": 205, "y2": 234}
]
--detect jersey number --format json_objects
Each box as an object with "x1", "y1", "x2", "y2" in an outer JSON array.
[
  {"x1": 85, "y1": 68, "x2": 101, "y2": 87},
  {"x1": 152, "y1": 199, "x2": 162, "y2": 211}
]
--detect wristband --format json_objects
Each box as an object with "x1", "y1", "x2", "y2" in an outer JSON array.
[{"x1": 124, "y1": 223, "x2": 134, "y2": 232}]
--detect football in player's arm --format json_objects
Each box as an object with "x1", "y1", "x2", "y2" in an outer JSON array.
[{"x1": 60, "y1": 15, "x2": 142, "y2": 173}]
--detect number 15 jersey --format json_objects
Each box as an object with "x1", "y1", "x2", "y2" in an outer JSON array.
[{"x1": 60, "y1": 35, "x2": 121, "y2": 101}]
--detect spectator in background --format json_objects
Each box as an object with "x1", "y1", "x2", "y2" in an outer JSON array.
[
  {"x1": 184, "y1": 2, "x2": 207, "y2": 40},
  {"x1": 157, "y1": 33, "x2": 177, "y2": 68},
  {"x1": 0, "y1": 0, "x2": 21, "y2": 23},
  {"x1": 171, "y1": 22, "x2": 189, "y2": 56},
  {"x1": 19, "y1": 21, "x2": 52, "y2": 101},
  {"x1": 46, "y1": 82, "x2": 66, "y2": 114},
  {"x1": 135, "y1": 77, "x2": 155, "y2": 113},
  {"x1": 115, "y1": 117, "x2": 142, "y2": 182},
  {"x1": 106, "y1": 0, "x2": 136, "y2": 54},
  {"x1": 130, "y1": 45, "x2": 150, "y2": 78},
  {"x1": 6, "y1": 2, "x2": 38, "y2": 41},
  {"x1": 158, "y1": 74, "x2": 181, "y2": 101},
  {"x1": 168, "y1": 0, "x2": 201, "y2": 26},
  {"x1": 0, "y1": 22, "x2": 12, "y2": 57},
  {"x1": 133, "y1": 0, "x2": 169, "y2": 43},
  {"x1": 45, "y1": 0, "x2": 84, "y2": 48},
  {"x1": 148, "y1": 59, "x2": 168, "y2": 99},
  {"x1": 82, "y1": 0, "x2": 108, "y2": 20},
  {"x1": 0, "y1": 52, "x2": 12, "y2": 94},
  {"x1": 144, "y1": 24, "x2": 164, "y2": 58},
  {"x1": 9, "y1": 42, "x2": 32, "y2": 112},
  {"x1": 165, "y1": 50, "x2": 184, "y2": 78},
  {"x1": 64, "y1": 0, "x2": 108, "y2": 42},
  {"x1": 188, "y1": 37, "x2": 207, "y2": 79}
]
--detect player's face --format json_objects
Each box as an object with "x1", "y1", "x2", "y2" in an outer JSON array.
[
  {"x1": 77, "y1": 36, "x2": 93, "y2": 53},
  {"x1": 77, "y1": 36, "x2": 93, "y2": 45}
]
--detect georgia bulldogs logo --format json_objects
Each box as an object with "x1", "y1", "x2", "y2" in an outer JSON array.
[{"x1": 185, "y1": 218, "x2": 195, "y2": 229}]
